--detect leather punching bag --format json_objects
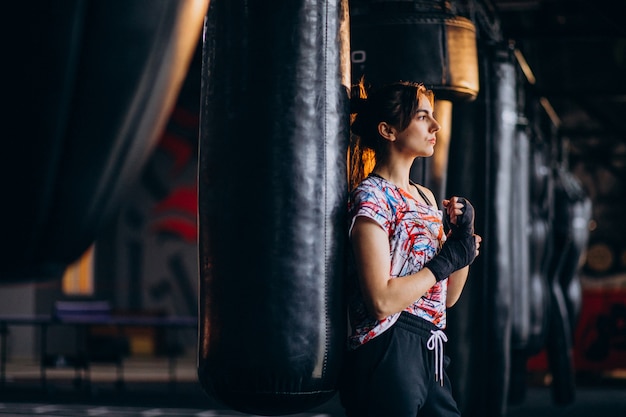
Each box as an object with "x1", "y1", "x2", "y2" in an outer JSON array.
[
  {"x1": 198, "y1": 0, "x2": 350, "y2": 415},
  {"x1": 350, "y1": 0, "x2": 479, "y2": 101},
  {"x1": 510, "y1": 121, "x2": 531, "y2": 352},
  {"x1": 3, "y1": 0, "x2": 209, "y2": 282},
  {"x1": 527, "y1": 137, "x2": 553, "y2": 355},
  {"x1": 507, "y1": 112, "x2": 533, "y2": 405},
  {"x1": 446, "y1": 43, "x2": 518, "y2": 417},
  {"x1": 508, "y1": 131, "x2": 552, "y2": 405},
  {"x1": 349, "y1": 0, "x2": 479, "y2": 204},
  {"x1": 545, "y1": 165, "x2": 592, "y2": 405}
]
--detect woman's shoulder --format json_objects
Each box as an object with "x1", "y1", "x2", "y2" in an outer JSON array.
[
  {"x1": 352, "y1": 176, "x2": 390, "y2": 200},
  {"x1": 350, "y1": 176, "x2": 396, "y2": 209},
  {"x1": 349, "y1": 177, "x2": 395, "y2": 228}
]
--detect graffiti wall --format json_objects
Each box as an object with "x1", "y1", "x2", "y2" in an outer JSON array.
[{"x1": 95, "y1": 49, "x2": 201, "y2": 352}]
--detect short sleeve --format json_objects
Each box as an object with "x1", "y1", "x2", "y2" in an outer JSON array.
[{"x1": 348, "y1": 182, "x2": 394, "y2": 237}]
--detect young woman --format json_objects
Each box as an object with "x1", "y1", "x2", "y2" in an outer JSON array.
[{"x1": 339, "y1": 81, "x2": 482, "y2": 417}]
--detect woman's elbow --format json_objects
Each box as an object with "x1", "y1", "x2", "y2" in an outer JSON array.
[
  {"x1": 446, "y1": 295, "x2": 460, "y2": 308},
  {"x1": 368, "y1": 299, "x2": 395, "y2": 320}
]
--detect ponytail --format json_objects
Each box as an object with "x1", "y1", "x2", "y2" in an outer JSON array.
[{"x1": 348, "y1": 80, "x2": 375, "y2": 191}]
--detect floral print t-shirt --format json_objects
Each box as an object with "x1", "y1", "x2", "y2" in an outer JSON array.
[{"x1": 347, "y1": 174, "x2": 447, "y2": 349}]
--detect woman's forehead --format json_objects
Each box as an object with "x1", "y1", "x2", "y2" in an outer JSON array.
[{"x1": 417, "y1": 94, "x2": 434, "y2": 110}]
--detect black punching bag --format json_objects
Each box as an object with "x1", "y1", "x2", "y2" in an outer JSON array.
[
  {"x1": 3, "y1": 0, "x2": 208, "y2": 282},
  {"x1": 446, "y1": 43, "x2": 518, "y2": 417},
  {"x1": 527, "y1": 137, "x2": 553, "y2": 355},
  {"x1": 198, "y1": 0, "x2": 350, "y2": 415},
  {"x1": 349, "y1": 0, "x2": 479, "y2": 203},
  {"x1": 507, "y1": 112, "x2": 532, "y2": 405},
  {"x1": 545, "y1": 164, "x2": 592, "y2": 405},
  {"x1": 509, "y1": 131, "x2": 552, "y2": 404},
  {"x1": 350, "y1": 0, "x2": 479, "y2": 101},
  {"x1": 510, "y1": 120, "x2": 531, "y2": 351}
]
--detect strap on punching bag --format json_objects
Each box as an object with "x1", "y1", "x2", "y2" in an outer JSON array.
[{"x1": 198, "y1": 0, "x2": 350, "y2": 415}]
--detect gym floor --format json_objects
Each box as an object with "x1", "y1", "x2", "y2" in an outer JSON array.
[{"x1": 0, "y1": 356, "x2": 624, "y2": 417}]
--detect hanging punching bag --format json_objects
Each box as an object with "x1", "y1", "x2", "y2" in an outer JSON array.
[
  {"x1": 446, "y1": 42, "x2": 517, "y2": 417},
  {"x1": 545, "y1": 165, "x2": 592, "y2": 405},
  {"x1": 527, "y1": 136, "x2": 553, "y2": 355},
  {"x1": 349, "y1": 0, "x2": 479, "y2": 201},
  {"x1": 508, "y1": 115, "x2": 532, "y2": 405},
  {"x1": 553, "y1": 167, "x2": 591, "y2": 332},
  {"x1": 508, "y1": 131, "x2": 552, "y2": 405},
  {"x1": 350, "y1": 0, "x2": 479, "y2": 101},
  {"x1": 510, "y1": 120, "x2": 531, "y2": 351},
  {"x1": 198, "y1": 0, "x2": 350, "y2": 415},
  {"x1": 2, "y1": 0, "x2": 209, "y2": 282}
]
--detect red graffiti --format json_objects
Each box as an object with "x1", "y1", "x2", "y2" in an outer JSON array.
[{"x1": 152, "y1": 185, "x2": 198, "y2": 243}]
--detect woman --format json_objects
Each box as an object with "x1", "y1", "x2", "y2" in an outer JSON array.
[{"x1": 339, "y1": 81, "x2": 482, "y2": 417}]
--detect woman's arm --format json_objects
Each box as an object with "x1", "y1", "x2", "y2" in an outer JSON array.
[
  {"x1": 441, "y1": 196, "x2": 481, "y2": 307},
  {"x1": 446, "y1": 266, "x2": 469, "y2": 307},
  {"x1": 351, "y1": 216, "x2": 438, "y2": 320}
]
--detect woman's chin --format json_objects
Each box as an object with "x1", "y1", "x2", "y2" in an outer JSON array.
[{"x1": 422, "y1": 148, "x2": 435, "y2": 157}]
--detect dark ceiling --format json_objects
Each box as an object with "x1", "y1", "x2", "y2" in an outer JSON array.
[{"x1": 491, "y1": 0, "x2": 626, "y2": 185}]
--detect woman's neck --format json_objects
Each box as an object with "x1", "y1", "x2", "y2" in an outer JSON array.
[{"x1": 372, "y1": 162, "x2": 414, "y2": 190}]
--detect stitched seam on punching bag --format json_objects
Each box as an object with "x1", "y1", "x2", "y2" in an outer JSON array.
[{"x1": 319, "y1": 0, "x2": 331, "y2": 380}]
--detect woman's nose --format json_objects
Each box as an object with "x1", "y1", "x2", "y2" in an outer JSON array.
[{"x1": 431, "y1": 118, "x2": 441, "y2": 133}]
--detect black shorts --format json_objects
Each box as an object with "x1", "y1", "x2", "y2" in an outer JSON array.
[{"x1": 339, "y1": 312, "x2": 461, "y2": 417}]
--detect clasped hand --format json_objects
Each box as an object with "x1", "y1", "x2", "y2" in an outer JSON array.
[
  {"x1": 424, "y1": 196, "x2": 482, "y2": 282},
  {"x1": 442, "y1": 196, "x2": 482, "y2": 266},
  {"x1": 442, "y1": 196, "x2": 475, "y2": 237}
]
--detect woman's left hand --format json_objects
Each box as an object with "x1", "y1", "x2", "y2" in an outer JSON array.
[
  {"x1": 443, "y1": 197, "x2": 463, "y2": 225},
  {"x1": 443, "y1": 196, "x2": 475, "y2": 237}
]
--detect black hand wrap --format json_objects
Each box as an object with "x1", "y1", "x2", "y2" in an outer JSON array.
[
  {"x1": 424, "y1": 234, "x2": 477, "y2": 282},
  {"x1": 445, "y1": 197, "x2": 475, "y2": 237}
]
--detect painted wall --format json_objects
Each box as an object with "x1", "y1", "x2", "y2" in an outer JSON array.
[{"x1": 95, "y1": 50, "x2": 202, "y2": 353}]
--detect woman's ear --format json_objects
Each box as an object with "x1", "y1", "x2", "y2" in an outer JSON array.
[{"x1": 377, "y1": 122, "x2": 396, "y2": 141}]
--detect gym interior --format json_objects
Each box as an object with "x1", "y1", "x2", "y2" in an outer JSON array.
[{"x1": 2, "y1": 1, "x2": 625, "y2": 416}]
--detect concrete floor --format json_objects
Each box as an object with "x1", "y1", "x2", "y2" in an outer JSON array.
[{"x1": 0, "y1": 356, "x2": 624, "y2": 417}]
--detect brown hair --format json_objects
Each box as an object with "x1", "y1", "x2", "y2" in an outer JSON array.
[{"x1": 348, "y1": 80, "x2": 434, "y2": 190}]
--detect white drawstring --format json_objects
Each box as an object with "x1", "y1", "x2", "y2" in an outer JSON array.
[{"x1": 427, "y1": 329, "x2": 448, "y2": 386}]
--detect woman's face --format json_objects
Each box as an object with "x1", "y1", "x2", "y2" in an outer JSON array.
[{"x1": 393, "y1": 94, "x2": 441, "y2": 157}]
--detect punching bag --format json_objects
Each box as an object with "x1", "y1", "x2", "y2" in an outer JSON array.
[
  {"x1": 2, "y1": 0, "x2": 209, "y2": 282},
  {"x1": 553, "y1": 166, "x2": 591, "y2": 332},
  {"x1": 508, "y1": 121, "x2": 529, "y2": 405},
  {"x1": 507, "y1": 109, "x2": 532, "y2": 405},
  {"x1": 198, "y1": 0, "x2": 350, "y2": 415},
  {"x1": 446, "y1": 42, "x2": 518, "y2": 417},
  {"x1": 349, "y1": 0, "x2": 479, "y2": 197},
  {"x1": 510, "y1": 120, "x2": 531, "y2": 352},
  {"x1": 545, "y1": 164, "x2": 592, "y2": 405},
  {"x1": 509, "y1": 131, "x2": 552, "y2": 404},
  {"x1": 350, "y1": 0, "x2": 479, "y2": 101},
  {"x1": 527, "y1": 136, "x2": 553, "y2": 355}
]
